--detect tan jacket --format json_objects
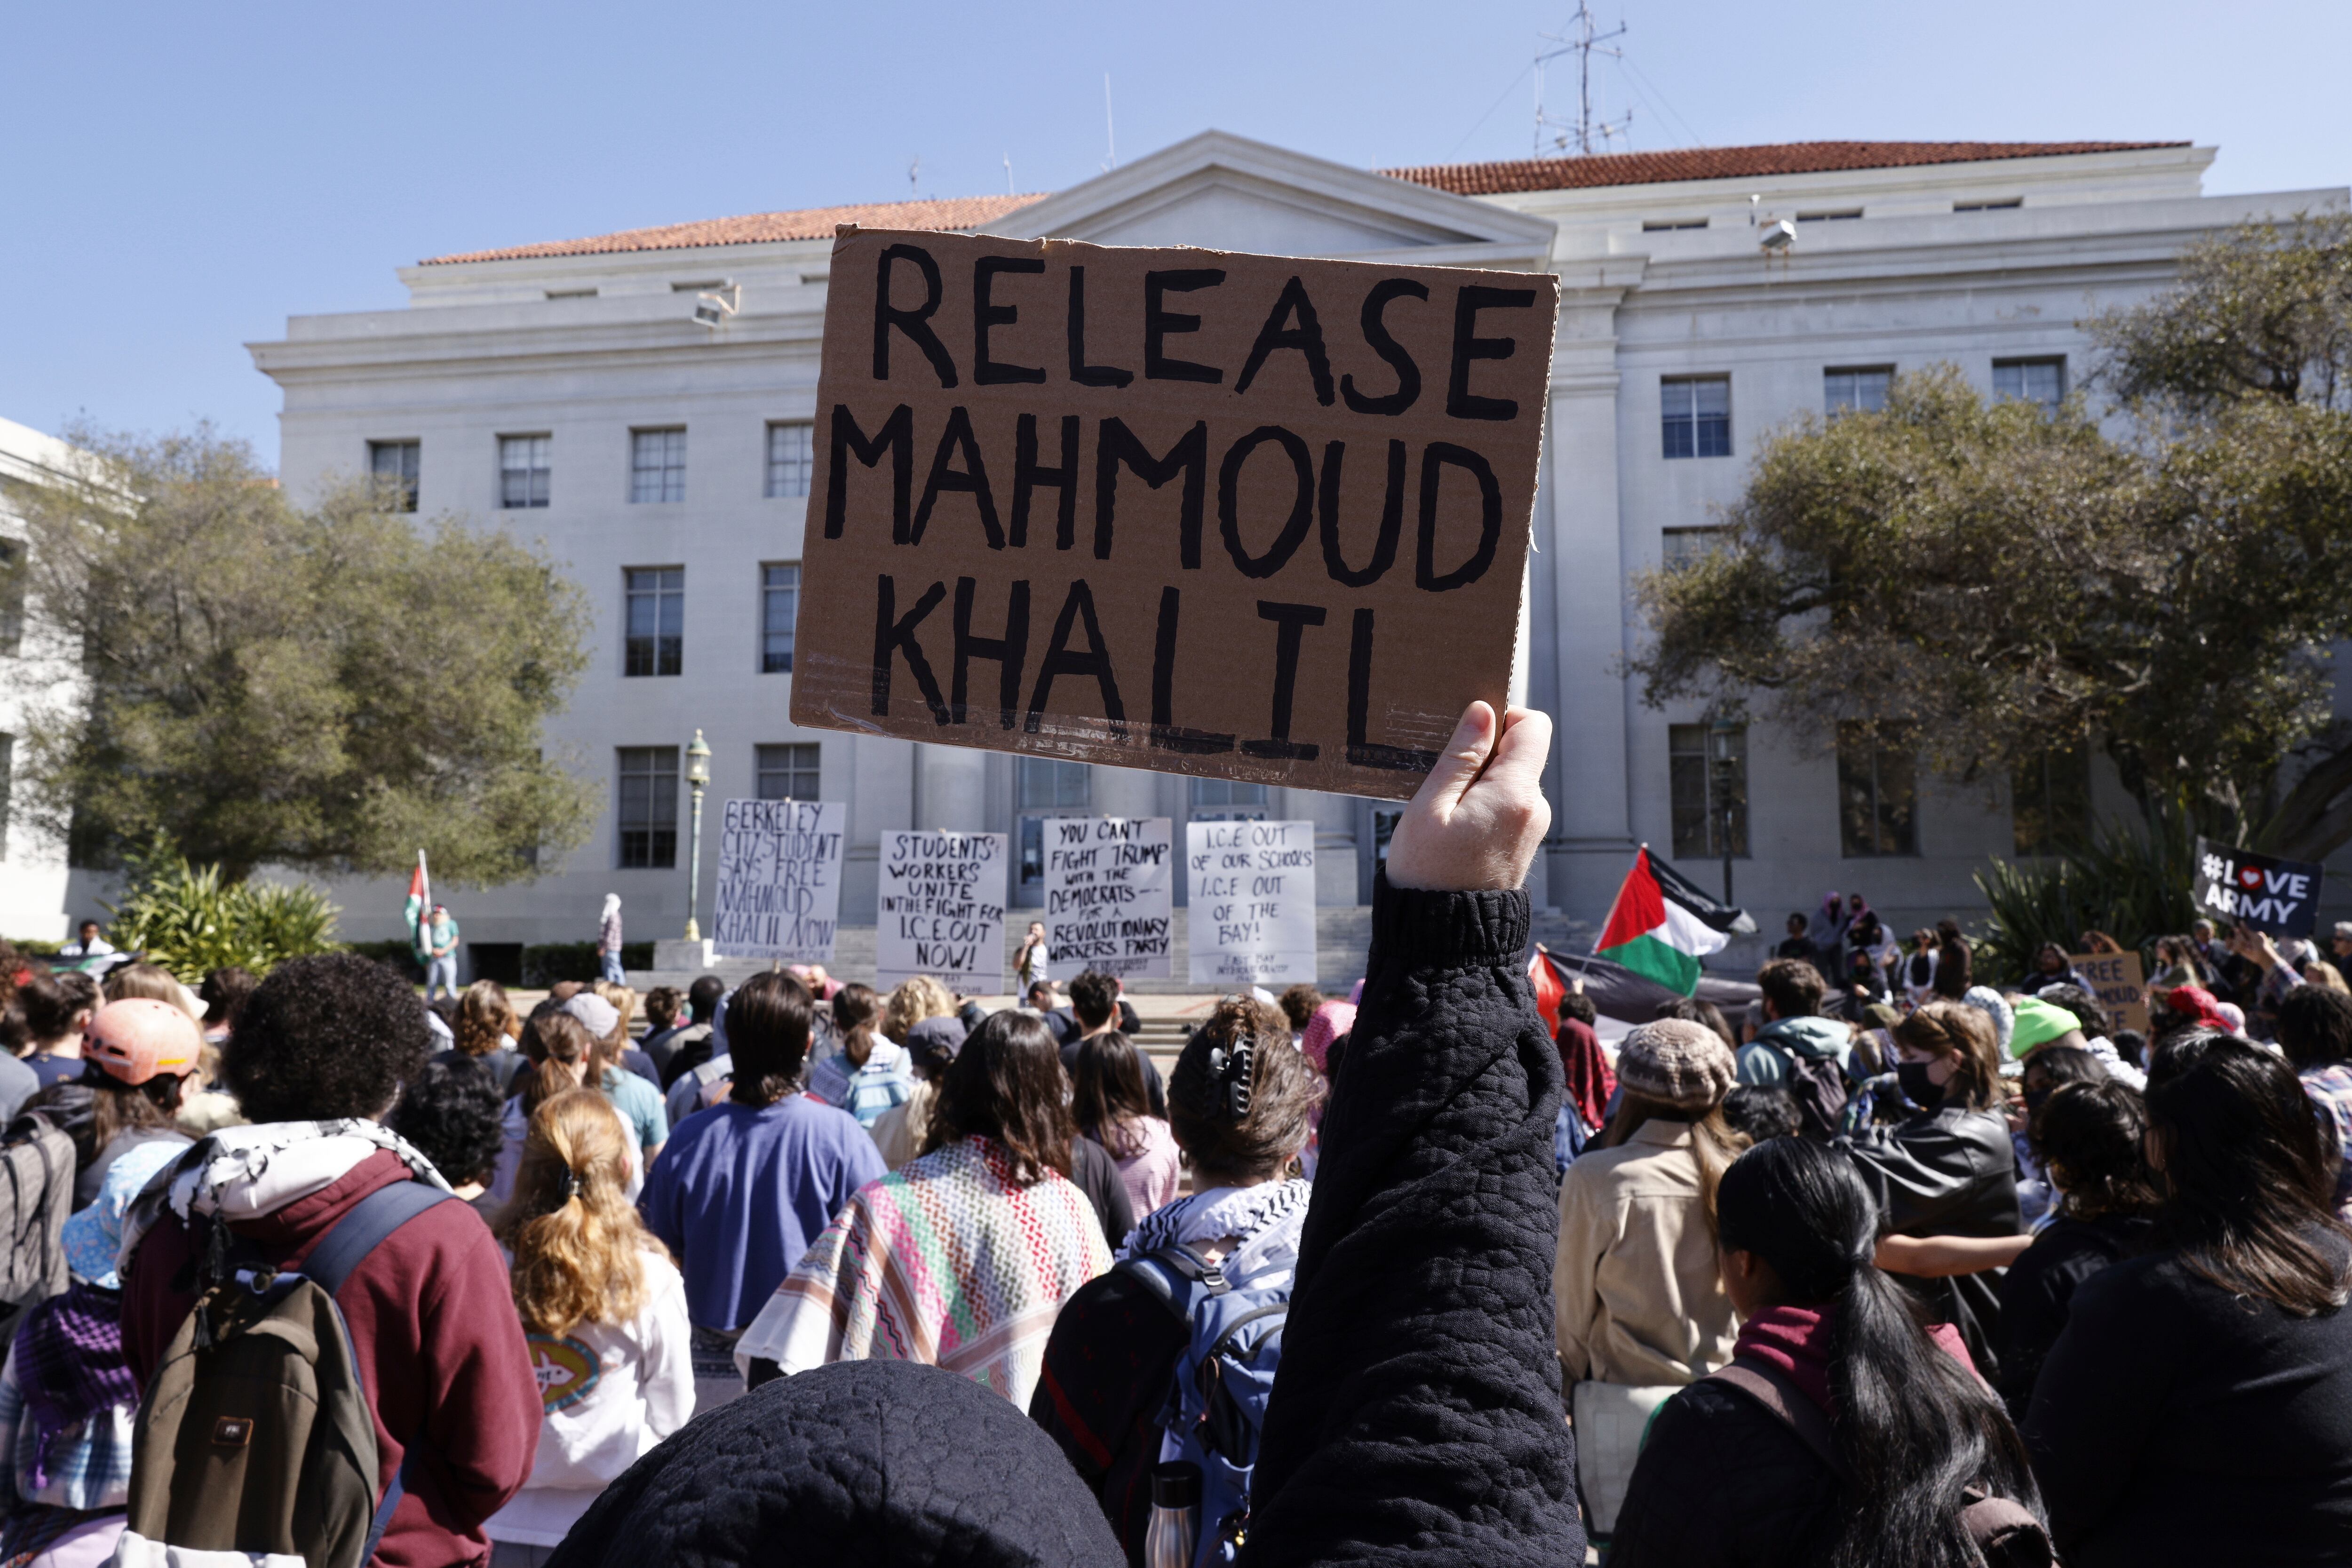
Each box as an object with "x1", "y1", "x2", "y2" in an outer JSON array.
[{"x1": 1554, "y1": 1119, "x2": 1739, "y2": 1386}]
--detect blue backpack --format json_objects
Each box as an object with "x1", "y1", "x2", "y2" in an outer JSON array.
[{"x1": 1118, "y1": 1241, "x2": 1293, "y2": 1565}]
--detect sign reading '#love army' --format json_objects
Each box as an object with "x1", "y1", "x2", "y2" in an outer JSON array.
[
  {"x1": 2193, "y1": 837, "x2": 2326, "y2": 939},
  {"x1": 787, "y1": 227, "x2": 1558, "y2": 800}
]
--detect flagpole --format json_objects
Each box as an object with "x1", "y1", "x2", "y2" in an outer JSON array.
[{"x1": 1591, "y1": 843, "x2": 1647, "y2": 955}]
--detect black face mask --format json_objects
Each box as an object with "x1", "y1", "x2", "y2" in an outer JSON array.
[{"x1": 1897, "y1": 1060, "x2": 1947, "y2": 1109}]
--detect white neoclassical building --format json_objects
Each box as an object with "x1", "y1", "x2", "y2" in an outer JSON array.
[{"x1": 204, "y1": 132, "x2": 2350, "y2": 972}]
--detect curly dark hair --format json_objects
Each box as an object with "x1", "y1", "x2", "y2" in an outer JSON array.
[
  {"x1": 387, "y1": 1056, "x2": 507, "y2": 1189},
  {"x1": 223, "y1": 954, "x2": 431, "y2": 1123},
  {"x1": 1168, "y1": 997, "x2": 1317, "y2": 1185},
  {"x1": 924, "y1": 1009, "x2": 1074, "y2": 1184}
]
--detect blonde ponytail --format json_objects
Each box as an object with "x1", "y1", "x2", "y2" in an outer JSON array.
[{"x1": 498, "y1": 1088, "x2": 664, "y2": 1338}]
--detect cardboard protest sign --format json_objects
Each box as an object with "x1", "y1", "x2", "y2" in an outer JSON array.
[
  {"x1": 2068, "y1": 951, "x2": 2151, "y2": 1038},
  {"x1": 1045, "y1": 817, "x2": 1173, "y2": 979},
  {"x1": 876, "y1": 830, "x2": 1008, "y2": 992},
  {"x1": 787, "y1": 228, "x2": 1559, "y2": 801},
  {"x1": 1187, "y1": 819, "x2": 1318, "y2": 987},
  {"x1": 2194, "y1": 837, "x2": 2325, "y2": 939},
  {"x1": 710, "y1": 800, "x2": 845, "y2": 963}
]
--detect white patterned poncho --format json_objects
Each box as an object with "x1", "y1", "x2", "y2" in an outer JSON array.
[{"x1": 733, "y1": 1135, "x2": 1112, "y2": 1407}]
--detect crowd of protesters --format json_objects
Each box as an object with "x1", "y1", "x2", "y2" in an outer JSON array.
[{"x1": 0, "y1": 717, "x2": 2350, "y2": 1568}]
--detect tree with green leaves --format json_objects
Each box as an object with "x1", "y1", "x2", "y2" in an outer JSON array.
[
  {"x1": 1633, "y1": 214, "x2": 2352, "y2": 861},
  {"x1": 5, "y1": 425, "x2": 596, "y2": 883}
]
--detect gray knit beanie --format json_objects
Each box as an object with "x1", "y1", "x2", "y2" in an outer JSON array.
[{"x1": 1615, "y1": 1018, "x2": 1737, "y2": 1113}]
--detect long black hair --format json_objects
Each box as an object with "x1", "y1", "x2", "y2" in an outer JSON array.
[
  {"x1": 1717, "y1": 1138, "x2": 2043, "y2": 1567},
  {"x1": 2145, "y1": 1035, "x2": 2352, "y2": 1314}
]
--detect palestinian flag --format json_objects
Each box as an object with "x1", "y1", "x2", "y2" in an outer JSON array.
[
  {"x1": 404, "y1": 852, "x2": 431, "y2": 963},
  {"x1": 1595, "y1": 847, "x2": 1755, "y2": 995}
]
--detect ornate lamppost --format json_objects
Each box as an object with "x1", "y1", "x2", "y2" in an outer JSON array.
[
  {"x1": 1708, "y1": 715, "x2": 1741, "y2": 904},
  {"x1": 683, "y1": 730, "x2": 711, "y2": 940}
]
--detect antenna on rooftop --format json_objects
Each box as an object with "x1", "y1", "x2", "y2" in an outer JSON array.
[
  {"x1": 1004, "y1": 152, "x2": 1015, "y2": 195},
  {"x1": 909, "y1": 157, "x2": 920, "y2": 198},
  {"x1": 1103, "y1": 74, "x2": 1117, "y2": 171},
  {"x1": 1534, "y1": 3, "x2": 1631, "y2": 158}
]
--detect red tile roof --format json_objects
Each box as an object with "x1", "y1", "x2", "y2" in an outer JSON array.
[
  {"x1": 421, "y1": 192, "x2": 1050, "y2": 266},
  {"x1": 421, "y1": 141, "x2": 2194, "y2": 267},
  {"x1": 1380, "y1": 140, "x2": 2192, "y2": 197}
]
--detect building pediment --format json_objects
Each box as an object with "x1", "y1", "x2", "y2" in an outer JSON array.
[{"x1": 992, "y1": 130, "x2": 1557, "y2": 270}]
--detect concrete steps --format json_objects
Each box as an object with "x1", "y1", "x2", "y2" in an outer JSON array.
[{"x1": 629, "y1": 906, "x2": 1377, "y2": 997}]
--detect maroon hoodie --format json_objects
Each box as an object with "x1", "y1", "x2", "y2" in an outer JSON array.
[{"x1": 123, "y1": 1151, "x2": 541, "y2": 1568}]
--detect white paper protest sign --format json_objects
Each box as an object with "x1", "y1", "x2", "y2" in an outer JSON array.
[
  {"x1": 876, "y1": 830, "x2": 1009, "y2": 993},
  {"x1": 1187, "y1": 820, "x2": 1318, "y2": 987},
  {"x1": 710, "y1": 799, "x2": 846, "y2": 963},
  {"x1": 1044, "y1": 817, "x2": 1174, "y2": 980}
]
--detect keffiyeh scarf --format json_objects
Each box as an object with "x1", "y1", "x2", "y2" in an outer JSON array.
[
  {"x1": 1118, "y1": 1177, "x2": 1312, "y2": 1292},
  {"x1": 117, "y1": 1119, "x2": 448, "y2": 1277}
]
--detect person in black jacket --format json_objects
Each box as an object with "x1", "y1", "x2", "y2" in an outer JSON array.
[
  {"x1": 1244, "y1": 701, "x2": 1583, "y2": 1567},
  {"x1": 1993, "y1": 1077, "x2": 2160, "y2": 1421},
  {"x1": 2026, "y1": 1036, "x2": 2352, "y2": 1566},
  {"x1": 1612, "y1": 1136, "x2": 2045, "y2": 1568},
  {"x1": 1842, "y1": 999, "x2": 2021, "y2": 1380}
]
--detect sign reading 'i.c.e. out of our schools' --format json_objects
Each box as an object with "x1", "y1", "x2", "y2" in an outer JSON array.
[{"x1": 786, "y1": 227, "x2": 1560, "y2": 801}]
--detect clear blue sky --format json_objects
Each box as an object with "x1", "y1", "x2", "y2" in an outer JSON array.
[{"x1": 9, "y1": 0, "x2": 2344, "y2": 456}]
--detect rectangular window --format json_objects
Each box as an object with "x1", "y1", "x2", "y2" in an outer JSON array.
[
  {"x1": 0, "y1": 539, "x2": 23, "y2": 656},
  {"x1": 1837, "y1": 722, "x2": 1919, "y2": 857},
  {"x1": 760, "y1": 564, "x2": 799, "y2": 673},
  {"x1": 1642, "y1": 217, "x2": 1707, "y2": 231},
  {"x1": 1669, "y1": 723, "x2": 1749, "y2": 860},
  {"x1": 368, "y1": 441, "x2": 420, "y2": 511},
  {"x1": 1189, "y1": 777, "x2": 1269, "y2": 821},
  {"x1": 629, "y1": 428, "x2": 687, "y2": 503},
  {"x1": 623, "y1": 568, "x2": 684, "y2": 677},
  {"x1": 1824, "y1": 366, "x2": 1894, "y2": 417},
  {"x1": 1955, "y1": 198, "x2": 2023, "y2": 212},
  {"x1": 616, "y1": 747, "x2": 679, "y2": 868},
  {"x1": 755, "y1": 742, "x2": 822, "y2": 801},
  {"x1": 2012, "y1": 742, "x2": 2091, "y2": 857},
  {"x1": 1661, "y1": 376, "x2": 1731, "y2": 460},
  {"x1": 1017, "y1": 759, "x2": 1092, "y2": 886},
  {"x1": 1993, "y1": 357, "x2": 2066, "y2": 413},
  {"x1": 1661, "y1": 527, "x2": 1730, "y2": 570},
  {"x1": 499, "y1": 435, "x2": 550, "y2": 509},
  {"x1": 765, "y1": 422, "x2": 815, "y2": 498},
  {"x1": 1797, "y1": 209, "x2": 1864, "y2": 222}
]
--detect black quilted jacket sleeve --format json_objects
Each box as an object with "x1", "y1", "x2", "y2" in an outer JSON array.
[{"x1": 1243, "y1": 871, "x2": 1583, "y2": 1568}]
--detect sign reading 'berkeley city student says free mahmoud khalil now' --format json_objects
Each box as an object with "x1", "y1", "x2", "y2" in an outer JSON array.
[{"x1": 786, "y1": 227, "x2": 1560, "y2": 800}]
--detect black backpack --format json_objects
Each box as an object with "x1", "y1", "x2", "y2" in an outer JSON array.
[
  {"x1": 1706, "y1": 1360, "x2": 2052, "y2": 1567},
  {"x1": 1761, "y1": 1041, "x2": 1850, "y2": 1142}
]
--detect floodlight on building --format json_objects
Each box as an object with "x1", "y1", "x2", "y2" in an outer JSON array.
[
  {"x1": 693, "y1": 283, "x2": 740, "y2": 328},
  {"x1": 1759, "y1": 219, "x2": 1796, "y2": 253}
]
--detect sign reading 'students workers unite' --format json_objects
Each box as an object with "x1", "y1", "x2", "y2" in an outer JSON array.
[
  {"x1": 876, "y1": 829, "x2": 1008, "y2": 992},
  {"x1": 787, "y1": 228, "x2": 1560, "y2": 800}
]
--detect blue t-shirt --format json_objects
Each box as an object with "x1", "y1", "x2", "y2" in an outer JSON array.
[
  {"x1": 27, "y1": 1055, "x2": 84, "y2": 1090},
  {"x1": 639, "y1": 1095, "x2": 886, "y2": 1331},
  {"x1": 602, "y1": 1067, "x2": 670, "y2": 1153}
]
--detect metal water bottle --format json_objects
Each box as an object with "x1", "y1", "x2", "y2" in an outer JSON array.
[{"x1": 1145, "y1": 1461, "x2": 1202, "y2": 1568}]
